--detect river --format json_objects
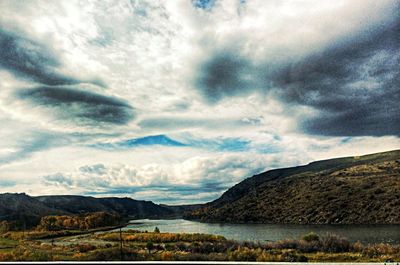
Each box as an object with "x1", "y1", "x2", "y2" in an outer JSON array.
[{"x1": 123, "y1": 219, "x2": 400, "y2": 244}]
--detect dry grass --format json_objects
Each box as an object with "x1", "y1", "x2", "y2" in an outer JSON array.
[{"x1": 0, "y1": 230, "x2": 399, "y2": 262}]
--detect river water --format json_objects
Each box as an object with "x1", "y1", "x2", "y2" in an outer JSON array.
[{"x1": 123, "y1": 219, "x2": 400, "y2": 244}]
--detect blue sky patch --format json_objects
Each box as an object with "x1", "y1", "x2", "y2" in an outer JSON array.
[
  {"x1": 186, "y1": 137, "x2": 251, "y2": 152},
  {"x1": 193, "y1": 0, "x2": 215, "y2": 10},
  {"x1": 0, "y1": 179, "x2": 16, "y2": 187},
  {"x1": 92, "y1": 135, "x2": 186, "y2": 149},
  {"x1": 91, "y1": 134, "x2": 251, "y2": 152}
]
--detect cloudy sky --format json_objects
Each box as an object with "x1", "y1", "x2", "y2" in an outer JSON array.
[{"x1": 0, "y1": 0, "x2": 399, "y2": 204}]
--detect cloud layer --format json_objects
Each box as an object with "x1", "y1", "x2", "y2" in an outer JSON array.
[
  {"x1": 194, "y1": 7, "x2": 400, "y2": 136},
  {"x1": 41, "y1": 153, "x2": 286, "y2": 204},
  {"x1": 17, "y1": 86, "x2": 134, "y2": 126},
  {"x1": 0, "y1": 0, "x2": 399, "y2": 204}
]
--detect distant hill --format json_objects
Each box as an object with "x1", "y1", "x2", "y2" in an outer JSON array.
[
  {"x1": 185, "y1": 150, "x2": 400, "y2": 224},
  {"x1": 0, "y1": 193, "x2": 177, "y2": 229},
  {"x1": 0, "y1": 193, "x2": 66, "y2": 227},
  {"x1": 2, "y1": 150, "x2": 399, "y2": 226},
  {"x1": 35, "y1": 195, "x2": 174, "y2": 218}
]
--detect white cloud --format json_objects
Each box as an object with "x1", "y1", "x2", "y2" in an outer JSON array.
[
  {"x1": 38, "y1": 152, "x2": 299, "y2": 204},
  {"x1": 0, "y1": 0, "x2": 398, "y2": 203}
]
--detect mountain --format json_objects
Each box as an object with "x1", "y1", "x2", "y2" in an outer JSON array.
[
  {"x1": 0, "y1": 193, "x2": 66, "y2": 226},
  {"x1": 185, "y1": 150, "x2": 400, "y2": 224},
  {"x1": 35, "y1": 195, "x2": 174, "y2": 218},
  {"x1": 0, "y1": 193, "x2": 177, "y2": 229}
]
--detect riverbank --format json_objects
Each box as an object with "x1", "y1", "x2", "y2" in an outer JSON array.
[
  {"x1": 0, "y1": 229, "x2": 399, "y2": 262},
  {"x1": 124, "y1": 218, "x2": 400, "y2": 244},
  {"x1": 1, "y1": 223, "x2": 128, "y2": 241}
]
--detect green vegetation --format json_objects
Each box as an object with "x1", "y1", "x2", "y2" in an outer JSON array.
[
  {"x1": 0, "y1": 229, "x2": 399, "y2": 262},
  {"x1": 302, "y1": 232, "x2": 319, "y2": 242}
]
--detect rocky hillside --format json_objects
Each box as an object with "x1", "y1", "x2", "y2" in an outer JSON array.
[{"x1": 185, "y1": 150, "x2": 400, "y2": 224}]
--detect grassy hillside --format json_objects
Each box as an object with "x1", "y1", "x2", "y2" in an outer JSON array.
[{"x1": 185, "y1": 150, "x2": 400, "y2": 224}]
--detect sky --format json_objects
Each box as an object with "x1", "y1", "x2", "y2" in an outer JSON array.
[{"x1": 0, "y1": 0, "x2": 399, "y2": 204}]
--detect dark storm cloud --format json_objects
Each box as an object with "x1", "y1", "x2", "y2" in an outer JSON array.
[
  {"x1": 0, "y1": 29, "x2": 78, "y2": 85},
  {"x1": 195, "y1": 52, "x2": 255, "y2": 102},
  {"x1": 17, "y1": 86, "x2": 134, "y2": 125},
  {"x1": 273, "y1": 17, "x2": 400, "y2": 136},
  {"x1": 194, "y1": 16, "x2": 400, "y2": 136},
  {"x1": 0, "y1": 28, "x2": 105, "y2": 87}
]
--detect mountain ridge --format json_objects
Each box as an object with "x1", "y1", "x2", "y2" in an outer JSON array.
[
  {"x1": 184, "y1": 149, "x2": 400, "y2": 224},
  {"x1": 1, "y1": 149, "x2": 399, "y2": 226}
]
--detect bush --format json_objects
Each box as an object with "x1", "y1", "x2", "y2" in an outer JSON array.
[
  {"x1": 228, "y1": 247, "x2": 260, "y2": 261},
  {"x1": 0, "y1": 253, "x2": 14, "y2": 261},
  {"x1": 76, "y1": 243, "x2": 97, "y2": 253},
  {"x1": 280, "y1": 250, "x2": 308, "y2": 262},
  {"x1": 146, "y1": 242, "x2": 154, "y2": 253},
  {"x1": 302, "y1": 232, "x2": 319, "y2": 242},
  {"x1": 100, "y1": 231, "x2": 225, "y2": 243},
  {"x1": 84, "y1": 247, "x2": 121, "y2": 261},
  {"x1": 0, "y1": 221, "x2": 10, "y2": 233},
  {"x1": 16, "y1": 249, "x2": 51, "y2": 261},
  {"x1": 321, "y1": 234, "x2": 350, "y2": 253},
  {"x1": 160, "y1": 251, "x2": 173, "y2": 261},
  {"x1": 267, "y1": 239, "x2": 299, "y2": 250},
  {"x1": 297, "y1": 239, "x2": 320, "y2": 253},
  {"x1": 362, "y1": 243, "x2": 400, "y2": 257},
  {"x1": 256, "y1": 250, "x2": 280, "y2": 262}
]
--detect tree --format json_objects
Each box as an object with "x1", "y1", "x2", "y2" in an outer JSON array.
[
  {"x1": 146, "y1": 241, "x2": 154, "y2": 254},
  {"x1": 0, "y1": 221, "x2": 10, "y2": 233}
]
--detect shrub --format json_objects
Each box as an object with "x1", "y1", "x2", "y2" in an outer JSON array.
[
  {"x1": 362, "y1": 243, "x2": 400, "y2": 257},
  {"x1": 0, "y1": 221, "x2": 10, "y2": 233},
  {"x1": 76, "y1": 243, "x2": 96, "y2": 253},
  {"x1": 297, "y1": 239, "x2": 320, "y2": 253},
  {"x1": 21, "y1": 250, "x2": 51, "y2": 261},
  {"x1": 228, "y1": 247, "x2": 260, "y2": 261},
  {"x1": 280, "y1": 250, "x2": 308, "y2": 262},
  {"x1": 100, "y1": 232, "x2": 225, "y2": 243},
  {"x1": 0, "y1": 253, "x2": 14, "y2": 261},
  {"x1": 85, "y1": 247, "x2": 121, "y2": 261},
  {"x1": 267, "y1": 239, "x2": 299, "y2": 250},
  {"x1": 160, "y1": 251, "x2": 173, "y2": 261},
  {"x1": 302, "y1": 232, "x2": 319, "y2": 242},
  {"x1": 256, "y1": 250, "x2": 280, "y2": 262},
  {"x1": 321, "y1": 234, "x2": 350, "y2": 253},
  {"x1": 176, "y1": 242, "x2": 188, "y2": 251},
  {"x1": 146, "y1": 242, "x2": 154, "y2": 253}
]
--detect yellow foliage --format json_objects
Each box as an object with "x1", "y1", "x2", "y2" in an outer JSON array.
[{"x1": 160, "y1": 251, "x2": 173, "y2": 261}]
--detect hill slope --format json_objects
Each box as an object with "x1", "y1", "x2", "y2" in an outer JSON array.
[
  {"x1": 0, "y1": 193, "x2": 67, "y2": 226},
  {"x1": 0, "y1": 193, "x2": 176, "y2": 228},
  {"x1": 35, "y1": 195, "x2": 174, "y2": 218},
  {"x1": 185, "y1": 150, "x2": 400, "y2": 224}
]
